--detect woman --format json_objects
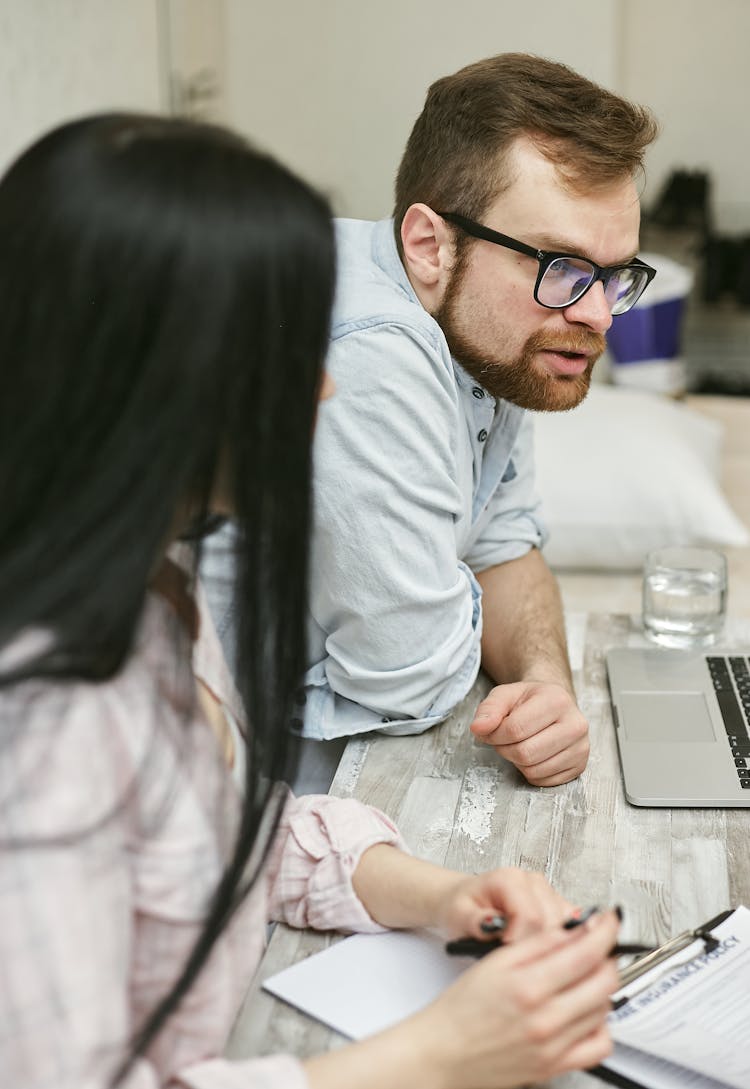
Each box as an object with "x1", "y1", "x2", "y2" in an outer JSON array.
[{"x1": 0, "y1": 114, "x2": 619, "y2": 1089}]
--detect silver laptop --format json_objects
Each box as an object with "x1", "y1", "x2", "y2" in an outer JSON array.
[{"x1": 606, "y1": 647, "x2": 750, "y2": 806}]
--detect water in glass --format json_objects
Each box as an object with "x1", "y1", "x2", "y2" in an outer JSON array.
[{"x1": 643, "y1": 564, "x2": 726, "y2": 648}]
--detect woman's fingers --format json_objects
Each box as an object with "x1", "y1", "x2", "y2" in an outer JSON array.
[
  {"x1": 485, "y1": 907, "x2": 617, "y2": 977},
  {"x1": 489, "y1": 915, "x2": 620, "y2": 1080},
  {"x1": 464, "y1": 868, "x2": 574, "y2": 941},
  {"x1": 491, "y1": 870, "x2": 574, "y2": 940},
  {"x1": 420, "y1": 913, "x2": 620, "y2": 1089},
  {"x1": 555, "y1": 1023, "x2": 615, "y2": 1076}
]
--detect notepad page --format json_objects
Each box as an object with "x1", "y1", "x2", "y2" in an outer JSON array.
[
  {"x1": 263, "y1": 929, "x2": 468, "y2": 1039},
  {"x1": 604, "y1": 906, "x2": 750, "y2": 1089}
]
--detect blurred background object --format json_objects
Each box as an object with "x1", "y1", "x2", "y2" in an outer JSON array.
[
  {"x1": 648, "y1": 169, "x2": 712, "y2": 235},
  {"x1": 607, "y1": 253, "x2": 694, "y2": 396},
  {"x1": 157, "y1": 0, "x2": 224, "y2": 120}
]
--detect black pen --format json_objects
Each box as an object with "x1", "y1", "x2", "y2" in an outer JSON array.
[
  {"x1": 611, "y1": 942, "x2": 653, "y2": 957},
  {"x1": 563, "y1": 905, "x2": 652, "y2": 957},
  {"x1": 445, "y1": 936, "x2": 504, "y2": 958},
  {"x1": 444, "y1": 936, "x2": 651, "y2": 959},
  {"x1": 445, "y1": 913, "x2": 507, "y2": 958},
  {"x1": 444, "y1": 908, "x2": 599, "y2": 958},
  {"x1": 563, "y1": 905, "x2": 600, "y2": 929},
  {"x1": 445, "y1": 905, "x2": 652, "y2": 959}
]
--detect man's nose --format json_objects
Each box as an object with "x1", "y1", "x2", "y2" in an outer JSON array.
[{"x1": 562, "y1": 280, "x2": 613, "y2": 334}]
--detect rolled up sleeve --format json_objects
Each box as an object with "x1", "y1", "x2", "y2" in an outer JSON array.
[{"x1": 267, "y1": 794, "x2": 407, "y2": 933}]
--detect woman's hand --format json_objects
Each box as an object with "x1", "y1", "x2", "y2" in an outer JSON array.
[
  {"x1": 415, "y1": 909, "x2": 620, "y2": 1089},
  {"x1": 435, "y1": 866, "x2": 577, "y2": 944},
  {"x1": 352, "y1": 845, "x2": 577, "y2": 941}
]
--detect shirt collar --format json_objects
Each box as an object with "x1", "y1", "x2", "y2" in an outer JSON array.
[
  {"x1": 372, "y1": 218, "x2": 421, "y2": 306},
  {"x1": 372, "y1": 218, "x2": 522, "y2": 417},
  {"x1": 452, "y1": 361, "x2": 486, "y2": 393}
]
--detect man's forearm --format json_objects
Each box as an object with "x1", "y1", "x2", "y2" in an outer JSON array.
[{"x1": 475, "y1": 548, "x2": 573, "y2": 693}]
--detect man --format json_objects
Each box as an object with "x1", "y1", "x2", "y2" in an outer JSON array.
[{"x1": 297, "y1": 53, "x2": 657, "y2": 789}]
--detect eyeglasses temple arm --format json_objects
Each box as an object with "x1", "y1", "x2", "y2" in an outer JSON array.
[{"x1": 436, "y1": 211, "x2": 541, "y2": 261}]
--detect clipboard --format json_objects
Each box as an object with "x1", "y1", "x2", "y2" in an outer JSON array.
[{"x1": 590, "y1": 908, "x2": 736, "y2": 1089}]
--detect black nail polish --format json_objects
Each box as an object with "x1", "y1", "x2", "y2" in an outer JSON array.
[
  {"x1": 563, "y1": 905, "x2": 599, "y2": 930},
  {"x1": 480, "y1": 915, "x2": 507, "y2": 934},
  {"x1": 614, "y1": 904, "x2": 624, "y2": 922}
]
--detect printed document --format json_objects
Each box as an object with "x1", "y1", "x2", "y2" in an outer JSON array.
[{"x1": 603, "y1": 905, "x2": 750, "y2": 1088}]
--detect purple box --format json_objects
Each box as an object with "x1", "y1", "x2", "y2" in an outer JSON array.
[
  {"x1": 606, "y1": 253, "x2": 693, "y2": 394},
  {"x1": 607, "y1": 296, "x2": 685, "y2": 365}
]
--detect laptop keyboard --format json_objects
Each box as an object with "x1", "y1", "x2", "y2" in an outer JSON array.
[{"x1": 707, "y1": 657, "x2": 750, "y2": 788}]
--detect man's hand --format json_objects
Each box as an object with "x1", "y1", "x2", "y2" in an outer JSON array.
[{"x1": 470, "y1": 680, "x2": 589, "y2": 785}]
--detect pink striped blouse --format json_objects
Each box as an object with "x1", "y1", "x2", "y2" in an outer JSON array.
[{"x1": 0, "y1": 586, "x2": 403, "y2": 1088}]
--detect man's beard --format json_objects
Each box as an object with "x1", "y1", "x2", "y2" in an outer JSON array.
[{"x1": 434, "y1": 269, "x2": 606, "y2": 412}]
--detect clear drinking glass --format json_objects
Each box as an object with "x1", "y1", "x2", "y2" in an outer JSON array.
[{"x1": 642, "y1": 547, "x2": 727, "y2": 649}]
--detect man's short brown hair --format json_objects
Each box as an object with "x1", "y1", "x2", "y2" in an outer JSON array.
[{"x1": 394, "y1": 53, "x2": 657, "y2": 247}]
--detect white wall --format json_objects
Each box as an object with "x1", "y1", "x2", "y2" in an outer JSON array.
[
  {"x1": 224, "y1": 0, "x2": 750, "y2": 232},
  {"x1": 224, "y1": 0, "x2": 620, "y2": 219},
  {"x1": 0, "y1": 0, "x2": 162, "y2": 173},
  {"x1": 621, "y1": 0, "x2": 750, "y2": 231},
  {"x1": 1, "y1": 1, "x2": 747, "y2": 233}
]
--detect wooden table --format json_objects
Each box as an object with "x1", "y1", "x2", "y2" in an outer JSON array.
[{"x1": 227, "y1": 612, "x2": 750, "y2": 1087}]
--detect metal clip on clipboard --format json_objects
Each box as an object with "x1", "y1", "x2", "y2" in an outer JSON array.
[{"x1": 613, "y1": 908, "x2": 733, "y2": 1006}]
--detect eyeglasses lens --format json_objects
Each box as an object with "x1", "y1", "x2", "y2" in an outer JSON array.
[
  {"x1": 607, "y1": 268, "x2": 648, "y2": 316},
  {"x1": 538, "y1": 257, "x2": 596, "y2": 308},
  {"x1": 538, "y1": 258, "x2": 648, "y2": 315}
]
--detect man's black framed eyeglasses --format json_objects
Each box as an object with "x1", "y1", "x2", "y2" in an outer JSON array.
[{"x1": 436, "y1": 211, "x2": 657, "y2": 316}]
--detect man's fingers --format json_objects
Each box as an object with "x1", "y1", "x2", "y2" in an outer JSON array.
[
  {"x1": 498, "y1": 688, "x2": 574, "y2": 741},
  {"x1": 522, "y1": 750, "x2": 590, "y2": 786},
  {"x1": 494, "y1": 732, "x2": 589, "y2": 778},
  {"x1": 473, "y1": 685, "x2": 586, "y2": 748},
  {"x1": 492, "y1": 718, "x2": 588, "y2": 767},
  {"x1": 469, "y1": 682, "x2": 529, "y2": 736},
  {"x1": 470, "y1": 680, "x2": 590, "y2": 783}
]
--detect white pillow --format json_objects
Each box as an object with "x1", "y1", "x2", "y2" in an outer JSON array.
[{"x1": 533, "y1": 385, "x2": 750, "y2": 570}]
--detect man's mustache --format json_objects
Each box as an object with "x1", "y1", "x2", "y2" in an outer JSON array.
[{"x1": 525, "y1": 329, "x2": 607, "y2": 357}]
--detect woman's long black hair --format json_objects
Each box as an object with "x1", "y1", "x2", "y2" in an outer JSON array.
[{"x1": 0, "y1": 114, "x2": 335, "y2": 1073}]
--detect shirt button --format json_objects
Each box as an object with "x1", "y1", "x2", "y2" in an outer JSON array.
[
  {"x1": 477, "y1": 429, "x2": 488, "y2": 442},
  {"x1": 472, "y1": 386, "x2": 485, "y2": 399}
]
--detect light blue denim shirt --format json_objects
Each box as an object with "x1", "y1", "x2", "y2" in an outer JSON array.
[{"x1": 301, "y1": 218, "x2": 547, "y2": 740}]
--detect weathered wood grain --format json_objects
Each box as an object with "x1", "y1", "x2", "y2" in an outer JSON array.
[{"x1": 228, "y1": 611, "x2": 750, "y2": 1087}]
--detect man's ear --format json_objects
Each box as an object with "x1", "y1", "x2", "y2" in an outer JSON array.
[{"x1": 400, "y1": 204, "x2": 455, "y2": 309}]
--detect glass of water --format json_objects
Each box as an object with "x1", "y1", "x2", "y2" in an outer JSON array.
[{"x1": 642, "y1": 547, "x2": 727, "y2": 649}]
